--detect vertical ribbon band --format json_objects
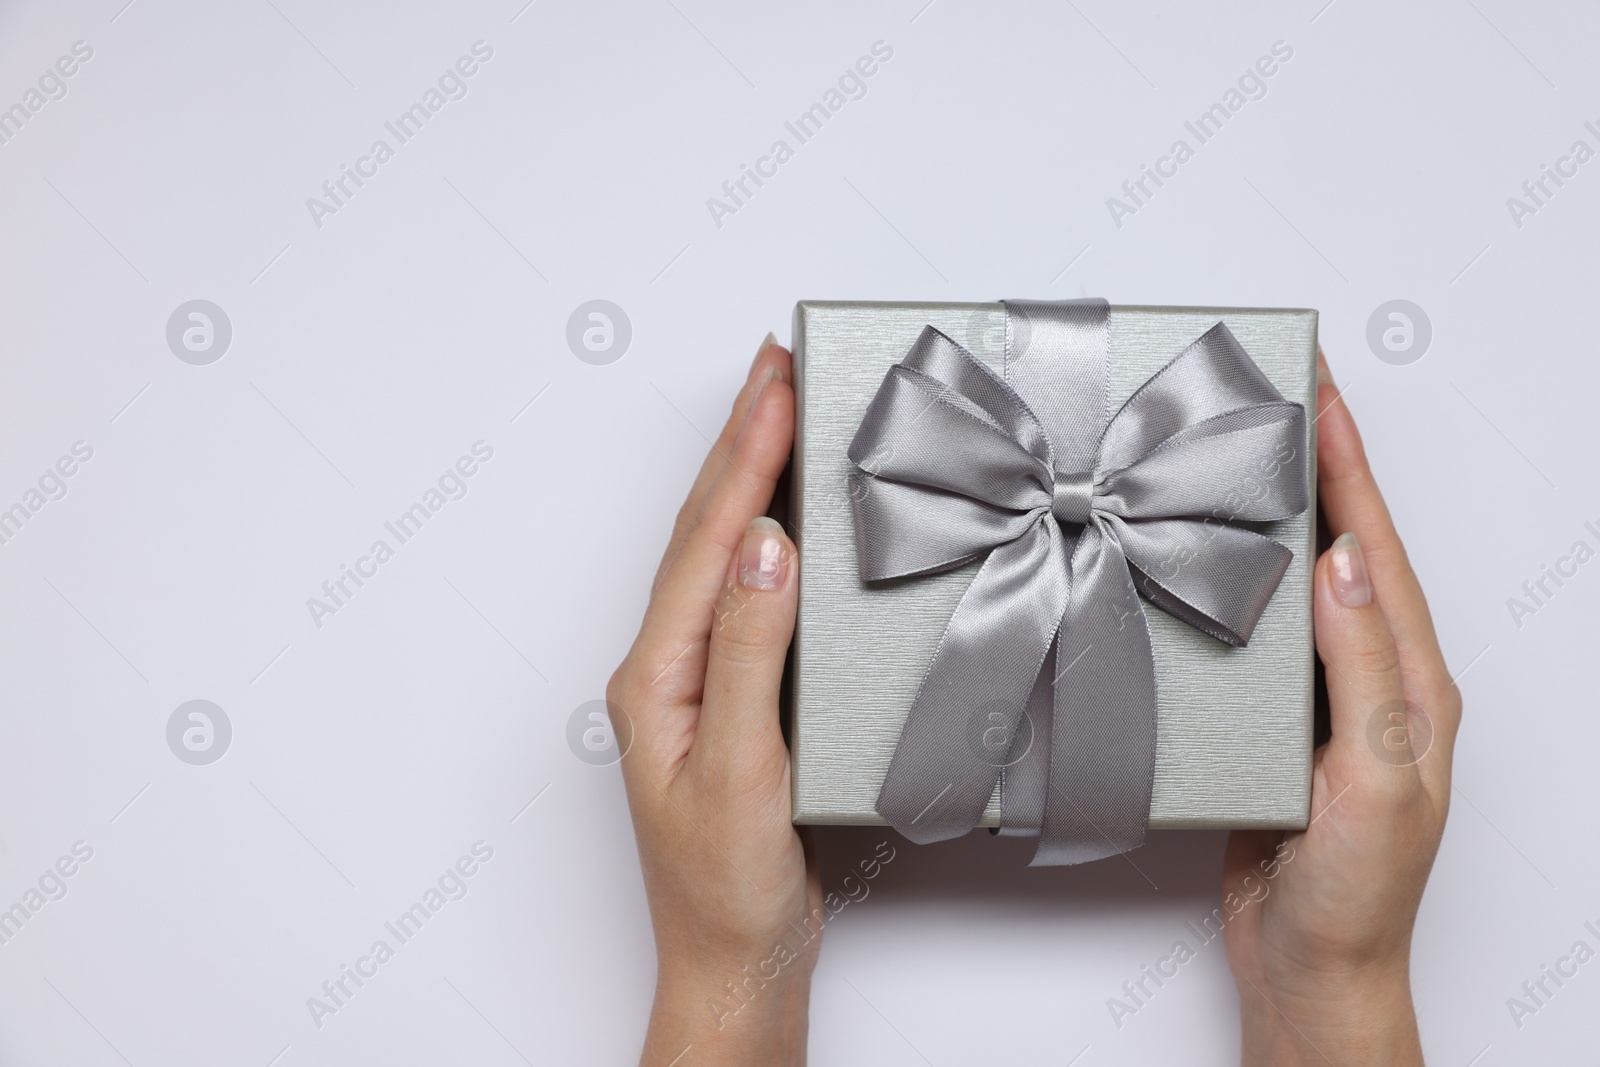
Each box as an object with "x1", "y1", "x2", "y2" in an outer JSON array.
[{"x1": 848, "y1": 300, "x2": 1309, "y2": 865}]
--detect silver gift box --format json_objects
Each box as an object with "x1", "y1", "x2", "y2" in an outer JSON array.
[{"x1": 788, "y1": 302, "x2": 1318, "y2": 831}]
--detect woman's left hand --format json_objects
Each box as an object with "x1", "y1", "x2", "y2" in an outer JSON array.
[{"x1": 608, "y1": 336, "x2": 820, "y2": 1067}]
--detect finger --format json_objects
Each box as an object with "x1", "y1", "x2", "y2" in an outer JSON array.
[
  {"x1": 633, "y1": 369, "x2": 795, "y2": 692},
  {"x1": 694, "y1": 516, "x2": 799, "y2": 765},
  {"x1": 1315, "y1": 354, "x2": 1460, "y2": 760},
  {"x1": 661, "y1": 336, "x2": 790, "y2": 574},
  {"x1": 1314, "y1": 531, "x2": 1418, "y2": 793},
  {"x1": 653, "y1": 336, "x2": 791, "y2": 589}
]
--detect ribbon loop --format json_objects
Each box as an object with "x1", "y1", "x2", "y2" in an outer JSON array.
[{"x1": 851, "y1": 303, "x2": 1308, "y2": 865}]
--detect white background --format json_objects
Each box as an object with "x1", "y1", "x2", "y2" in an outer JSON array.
[{"x1": 0, "y1": 0, "x2": 1595, "y2": 1064}]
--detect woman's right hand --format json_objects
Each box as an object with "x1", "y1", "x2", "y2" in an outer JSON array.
[{"x1": 1221, "y1": 353, "x2": 1461, "y2": 1065}]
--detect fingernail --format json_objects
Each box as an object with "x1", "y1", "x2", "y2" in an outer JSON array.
[
  {"x1": 751, "y1": 331, "x2": 778, "y2": 376},
  {"x1": 740, "y1": 516, "x2": 788, "y2": 591},
  {"x1": 1329, "y1": 532, "x2": 1371, "y2": 607},
  {"x1": 1317, "y1": 350, "x2": 1335, "y2": 387}
]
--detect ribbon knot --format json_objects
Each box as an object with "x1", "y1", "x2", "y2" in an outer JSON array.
[
  {"x1": 1050, "y1": 470, "x2": 1095, "y2": 527},
  {"x1": 847, "y1": 299, "x2": 1310, "y2": 865}
]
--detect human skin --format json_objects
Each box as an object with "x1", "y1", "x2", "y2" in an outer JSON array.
[
  {"x1": 1221, "y1": 353, "x2": 1458, "y2": 1065},
  {"x1": 609, "y1": 337, "x2": 816, "y2": 1067},
  {"x1": 610, "y1": 338, "x2": 1455, "y2": 1065}
]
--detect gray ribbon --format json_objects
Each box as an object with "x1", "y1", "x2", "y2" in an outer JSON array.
[{"x1": 848, "y1": 300, "x2": 1308, "y2": 865}]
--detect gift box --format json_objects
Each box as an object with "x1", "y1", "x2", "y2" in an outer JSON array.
[{"x1": 787, "y1": 300, "x2": 1318, "y2": 857}]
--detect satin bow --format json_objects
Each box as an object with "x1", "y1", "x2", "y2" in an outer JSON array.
[{"x1": 848, "y1": 304, "x2": 1309, "y2": 865}]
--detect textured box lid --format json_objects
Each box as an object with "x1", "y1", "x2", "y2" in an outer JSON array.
[{"x1": 789, "y1": 302, "x2": 1317, "y2": 831}]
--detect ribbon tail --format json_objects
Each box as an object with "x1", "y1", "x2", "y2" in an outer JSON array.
[
  {"x1": 995, "y1": 654, "x2": 1053, "y2": 835},
  {"x1": 1031, "y1": 522, "x2": 1158, "y2": 866},
  {"x1": 876, "y1": 521, "x2": 1068, "y2": 844}
]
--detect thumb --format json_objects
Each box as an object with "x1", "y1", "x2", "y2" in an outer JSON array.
[
  {"x1": 1314, "y1": 532, "x2": 1415, "y2": 785},
  {"x1": 695, "y1": 516, "x2": 798, "y2": 764}
]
